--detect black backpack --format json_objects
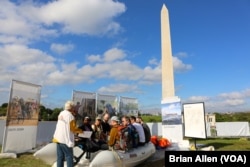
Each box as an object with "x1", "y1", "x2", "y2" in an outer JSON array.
[{"x1": 142, "y1": 123, "x2": 151, "y2": 143}]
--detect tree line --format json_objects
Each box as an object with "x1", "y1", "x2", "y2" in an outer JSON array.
[{"x1": 214, "y1": 112, "x2": 250, "y2": 122}]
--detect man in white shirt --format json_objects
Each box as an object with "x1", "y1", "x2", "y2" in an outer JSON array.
[
  {"x1": 130, "y1": 116, "x2": 145, "y2": 146},
  {"x1": 136, "y1": 116, "x2": 151, "y2": 143},
  {"x1": 53, "y1": 101, "x2": 83, "y2": 167}
]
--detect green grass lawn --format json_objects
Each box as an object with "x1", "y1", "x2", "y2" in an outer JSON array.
[
  {"x1": 0, "y1": 138, "x2": 249, "y2": 167},
  {"x1": 0, "y1": 152, "x2": 50, "y2": 167},
  {"x1": 192, "y1": 137, "x2": 250, "y2": 151}
]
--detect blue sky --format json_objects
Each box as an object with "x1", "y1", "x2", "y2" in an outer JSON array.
[{"x1": 0, "y1": 0, "x2": 250, "y2": 113}]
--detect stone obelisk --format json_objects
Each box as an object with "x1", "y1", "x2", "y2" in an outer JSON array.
[
  {"x1": 161, "y1": 4, "x2": 175, "y2": 99},
  {"x1": 160, "y1": 4, "x2": 187, "y2": 146}
]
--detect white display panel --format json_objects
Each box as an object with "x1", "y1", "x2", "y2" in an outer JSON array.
[{"x1": 183, "y1": 102, "x2": 207, "y2": 139}]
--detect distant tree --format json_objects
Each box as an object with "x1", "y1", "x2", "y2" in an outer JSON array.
[
  {"x1": 50, "y1": 108, "x2": 62, "y2": 121},
  {"x1": 141, "y1": 115, "x2": 162, "y2": 122},
  {"x1": 39, "y1": 105, "x2": 46, "y2": 121},
  {"x1": 233, "y1": 112, "x2": 250, "y2": 122},
  {"x1": 46, "y1": 108, "x2": 53, "y2": 121},
  {"x1": 0, "y1": 103, "x2": 8, "y2": 116},
  {"x1": 214, "y1": 112, "x2": 227, "y2": 122},
  {"x1": 214, "y1": 112, "x2": 250, "y2": 122},
  {"x1": 1, "y1": 103, "x2": 8, "y2": 108}
]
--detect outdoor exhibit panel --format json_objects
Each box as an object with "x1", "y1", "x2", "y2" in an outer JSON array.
[
  {"x1": 96, "y1": 93, "x2": 118, "y2": 117},
  {"x1": 183, "y1": 102, "x2": 207, "y2": 139},
  {"x1": 119, "y1": 96, "x2": 139, "y2": 116},
  {"x1": 161, "y1": 97, "x2": 183, "y2": 142},
  {"x1": 1, "y1": 80, "x2": 41, "y2": 153},
  {"x1": 72, "y1": 90, "x2": 97, "y2": 126}
]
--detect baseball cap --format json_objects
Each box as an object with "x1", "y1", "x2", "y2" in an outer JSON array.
[{"x1": 111, "y1": 116, "x2": 119, "y2": 122}]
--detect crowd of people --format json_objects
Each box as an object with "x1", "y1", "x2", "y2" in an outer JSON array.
[
  {"x1": 52, "y1": 100, "x2": 151, "y2": 167},
  {"x1": 75, "y1": 111, "x2": 151, "y2": 152}
]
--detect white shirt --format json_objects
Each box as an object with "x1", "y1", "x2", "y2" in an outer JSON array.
[
  {"x1": 53, "y1": 110, "x2": 75, "y2": 147},
  {"x1": 132, "y1": 122, "x2": 145, "y2": 143}
]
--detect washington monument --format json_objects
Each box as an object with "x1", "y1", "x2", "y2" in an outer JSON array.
[{"x1": 161, "y1": 4, "x2": 175, "y2": 99}]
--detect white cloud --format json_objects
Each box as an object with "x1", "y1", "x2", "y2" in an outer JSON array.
[
  {"x1": 98, "y1": 83, "x2": 138, "y2": 94},
  {"x1": 174, "y1": 52, "x2": 188, "y2": 58},
  {"x1": 182, "y1": 89, "x2": 250, "y2": 113},
  {"x1": 243, "y1": 89, "x2": 250, "y2": 97},
  {"x1": 219, "y1": 89, "x2": 250, "y2": 99},
  {"x1": 141, "y1": 66, "x2": 161, "y2": 84},
  {"x1": 103, "y1": 48, "x2": 126, "y2": 62},
  {"x1": 0, "y1": 1, "x2": 58, "y2": 44},
  {"x1": 0, "y1": 0, "x2": 126, "y2": 45},
  {"x1": 108, "y1": 60, "x2": 143, "y2": 80},
  {"x1": 0, "y1": 44, "x2": 56, "y2": 84},
  {"x1": 0, "y1": 44, "x2": 54, "y2": 65},
  {"x1": 148, "y1": 58, "x2": 159, "y2": 66},
  {"x1": 87, "y1": 55, "x2": 102, "y2": 63},
  {"x1": 222, "y1": 99, "x2": 245, "y2": 106},
  {"x1": 35, "y1": 0, "x2": 126, "y2": 35},
  {"x1": 0, "y1": 35, "x2": 29, "y2": 45},
  {"x1": 87, "y1": 48, "x2": 126, "y2": 63},
  {"x1": 78, "y1": 60, "x2": 143, "y2": 81},
  {"x1": 83, "y1": 49, "x2": 193, "y2": 85},
  {"x1": 214, "y1": 89, "x2": 250, "y2": 110},
  {"x1": 219, "y1": 92, "x2": 243, "y2": 99},
  {"x1": 186, "y1": 96, "x2": 210, "y2": 102},
  {"x1": 173, "y1": 56, "x2": 192, "y2": 72},
  {"x1": 50, "y1": 43, "x2": 74, "y2": 55},
  {"x1": 41, "y1": 51, "x2": 142, "y2": 86},
  {"x1": 46, "y1": 62, "x2": 82, "y2": 85}
]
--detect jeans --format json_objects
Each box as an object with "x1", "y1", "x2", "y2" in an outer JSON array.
[{"x1": 56, "y1": 143, "x2": 74, "y2": 167}]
